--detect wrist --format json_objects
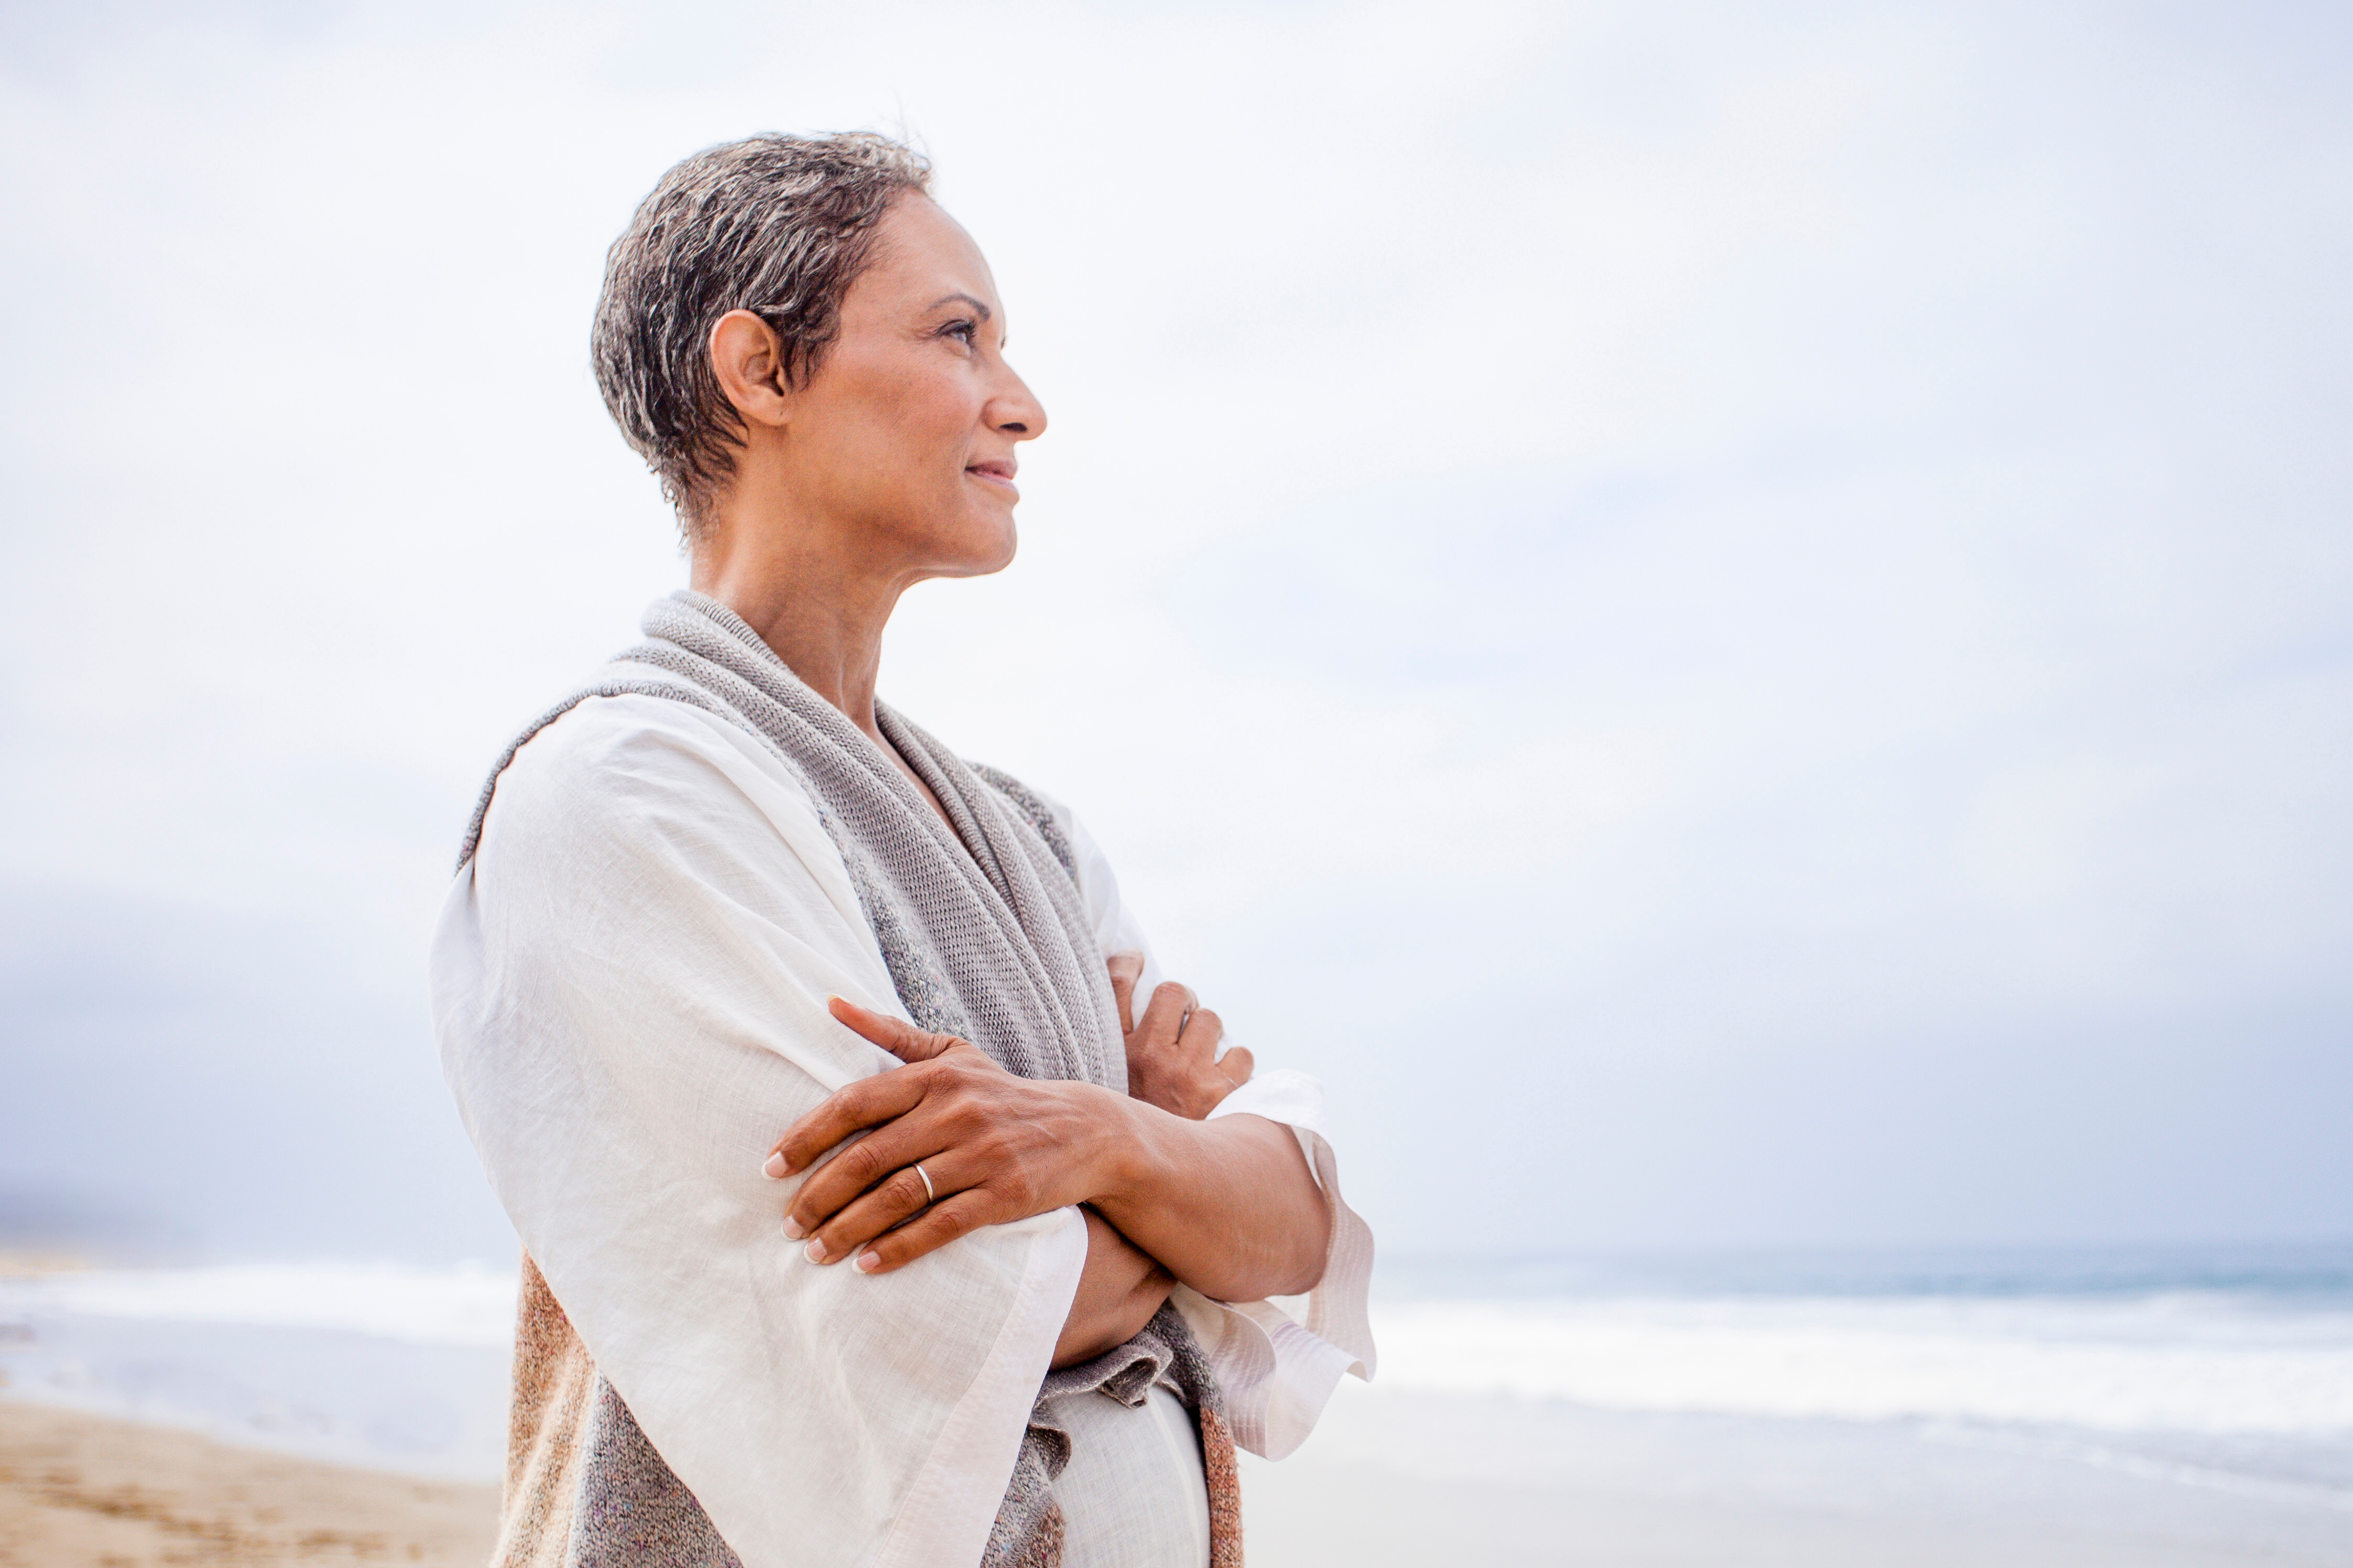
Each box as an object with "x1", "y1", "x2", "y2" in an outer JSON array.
[{"x1": 1072, "y1": 1081, "x2": 1158, "y2": 1205}]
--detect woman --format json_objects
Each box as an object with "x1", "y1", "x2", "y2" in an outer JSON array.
[{"x1": 432, "y1": 133, "x2": 1374, "y2": 1568}]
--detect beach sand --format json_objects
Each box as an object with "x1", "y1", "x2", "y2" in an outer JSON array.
[
  {"x1": 1240, "y1": 1382, "x2": 2353, "y2": 1568},
  {"x1": 1242, "y1": 1457, "x2": 2311, "y2": 1568},
  {"x1": 0, "y1": 1401, "x2": 497, "y2": 1566},
  {"x1": 5, "y1": 1388, "x2": 2344, "y2": 1567}
]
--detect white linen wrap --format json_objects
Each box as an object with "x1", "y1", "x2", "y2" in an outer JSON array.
[{"x1": 432, "y1": 604, "x2": 1374, "y2": 1568}]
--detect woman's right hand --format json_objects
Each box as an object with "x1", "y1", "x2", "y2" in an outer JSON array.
[
  {"x1": 770, "y1": 990, "x2": 1323, "y2": 1307},
  {"x1": 767, "y1": 999, "x2": 1129, "y2": 1275}
]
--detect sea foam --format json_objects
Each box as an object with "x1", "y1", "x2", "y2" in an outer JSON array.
[
  {"x1": 0, "y1": 1261, "x2": 518, "y2": 1348},
  {"x1": 1371, "y1": 1291, "x2": 2353, "y2": 1436}
]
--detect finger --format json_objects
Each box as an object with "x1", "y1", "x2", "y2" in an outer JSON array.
[
  {"x1": 801, "y1": 1157, "x2": 944, "y2": 1263},
  {"x1": 850, "y1": 1189, "x2": 1001, "y2": 1275},
  {"x1": 768, "y1": 1069, "x2": 929, "y2": 1177},
  {"x1": 1217, "y1": 1045, "x2": 1255, "y2": 1088},
  {"x1": 786, "y1": 1117, "x2": 944, "y2": 1235},
  {"x1": 1135, "y1": 981, "x2": 1197, "y2": 1051},
  {"x1": 1183, "y1": 1007, "x2": 1224, "y2": 1066},
  {"x1": 1106, "y1": 953, "x2": 1144, "y2": 1036},
  {"x1": 829, "y1": 995, "x2": 957, "y2": 1063}
]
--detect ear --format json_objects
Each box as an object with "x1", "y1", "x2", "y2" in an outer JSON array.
[{"x1": 709, "y1": 309, "x2": 793, "y2": 432}]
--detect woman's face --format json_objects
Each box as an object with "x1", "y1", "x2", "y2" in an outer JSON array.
[{"x1": 774, "y1": 194, "x2": 1046, "y2": 580}]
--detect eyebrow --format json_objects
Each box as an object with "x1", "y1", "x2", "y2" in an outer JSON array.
[{"x1": 927, "y1": 292, "x2": 994, "y2": 321}]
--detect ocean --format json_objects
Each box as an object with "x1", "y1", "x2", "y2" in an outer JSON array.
[
  {"x1": 4, "y1": 1245, "x2": 2349, "y2": 1559},
  {"x1": 1376, "y1": 1246, "x2": 2353, "y2": 1505}
]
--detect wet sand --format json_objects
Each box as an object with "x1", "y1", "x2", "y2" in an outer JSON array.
[
  {"x1": 1241, "y1": 1457, "x2": 2321, "y2": 1568},
  {"x1": 1240, "y1": 1383, "x2": 2353, "y2": 1568},
  {"x1": 0, "y1": 1401, "x2": 497, "y2": 1566}
]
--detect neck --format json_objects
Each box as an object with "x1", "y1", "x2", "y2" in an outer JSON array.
[{"x1": 689, "y1": 499, "x2": 908, "y2": 745}]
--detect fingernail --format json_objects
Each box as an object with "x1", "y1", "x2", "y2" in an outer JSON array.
[
  {"x1": 804, "y1": 1238, "x2": 828, "y2": 1264},
  {"x1": 854, "y1": 1252, "x2": 880, "y2": 1273},
  {"x1": 782, "y1": 1216, "x2": 807, "y2": 1241},
  {"x1": 763, "y1": 1153, "x2": 788, "y2": 1179}
]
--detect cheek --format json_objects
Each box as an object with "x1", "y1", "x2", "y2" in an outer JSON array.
[
  {"x1": 866, "y1": 369, "x2": 977, "y2": 473},
  {"x1": 810, "y1": 392, "x2": 958, "y2": 514},
  {"x1": 804, "y1": 352, "x2": 999, "y2": 541}
]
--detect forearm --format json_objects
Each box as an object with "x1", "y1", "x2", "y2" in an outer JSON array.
[
  {"x1": 775, "y1": 1000, "x2": 1331, "y2": 1298},
  {"x1": 1053, "y1": 1208, "x2": 1175, "y2": 1368},
  {"x1": 1083, "y1": 1098, "x2": 1331, "y2": 1303}
]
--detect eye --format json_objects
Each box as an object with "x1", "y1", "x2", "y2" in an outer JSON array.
[{"x1": 937, "y1": 318, "x2": 978, "y2": 349}]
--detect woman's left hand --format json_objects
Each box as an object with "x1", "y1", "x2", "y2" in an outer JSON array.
[
  {"x1": 764, "y1": 996, "x2": 1121, "y2": 1275},
  {"x1": 1106, "y1": 953, "x2": 1254, "y2": 1121}
]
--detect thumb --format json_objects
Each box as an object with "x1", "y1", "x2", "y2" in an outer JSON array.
[
  {"x1": 1106, "y1": 952, "x2": 1144, "y2": 1036},
  {"x1": 1216, "y1": 1046, "x2": 1255, "y2": 1088},
  {"x1": 828, "y1": 994, "x2": 957, "y2": 1062}
]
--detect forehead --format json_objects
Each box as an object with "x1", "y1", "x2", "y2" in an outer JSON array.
[{"x1": 855, "y1": 195, "x2": 999, "y2": 311}]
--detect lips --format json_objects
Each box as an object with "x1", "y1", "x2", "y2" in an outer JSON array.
[{"x1": 965, "y1": 460, "x2": 1018, "y2": 492}]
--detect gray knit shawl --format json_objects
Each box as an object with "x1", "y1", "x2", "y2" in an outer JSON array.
[{"x1": 461, "y1": 590, "x2": 1224, "y2": 1567}]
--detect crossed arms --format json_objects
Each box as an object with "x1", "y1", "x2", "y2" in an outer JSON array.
[{"x1": 768, "y1": 960, "x2": 1335, "y2": 1367}]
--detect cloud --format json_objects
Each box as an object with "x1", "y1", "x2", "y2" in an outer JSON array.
[{"x1": 1, "y1": 0, "x2": 2346, "y2": 1257}]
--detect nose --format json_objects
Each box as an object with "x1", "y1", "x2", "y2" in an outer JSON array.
[{"x1": 987, "y1": 363, "x2": 1047, "y2": 442}]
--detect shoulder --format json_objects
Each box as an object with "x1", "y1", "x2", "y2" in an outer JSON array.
[
  {"x1": 494, "y1": 692, "x2": 796, "y2": 829},
  {"x1": 441, "y1": 684, "x2": 896, "y2": 1017},
  {"x1": 477, "y1": 692, "x2": 835, "y2": 898}
]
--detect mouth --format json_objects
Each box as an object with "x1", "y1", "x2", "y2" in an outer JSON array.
[{"x1": 965, "y1": 459, "x2": 1019, "y2": 496}]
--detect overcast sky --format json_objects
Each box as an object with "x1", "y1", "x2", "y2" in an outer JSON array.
[{"x1": 2, "y1": 0, "x2": 2347, "y2": 1263}]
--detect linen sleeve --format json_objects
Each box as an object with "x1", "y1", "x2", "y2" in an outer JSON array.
[
  {"x1": 430, "y1": 695, "x2": 1085, "y2": 1568},
  {"x1": 1045, "y1": 797, "x2": 1378, "y2": 1461}
]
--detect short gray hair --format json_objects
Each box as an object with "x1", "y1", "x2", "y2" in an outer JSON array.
[{"x1": 592, "y1": 131, "x2": 934, "y2": 533}]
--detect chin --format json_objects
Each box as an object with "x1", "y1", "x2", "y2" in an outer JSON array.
[
  {"x1": 925, "y1": 509, "x2": 1018, "y2": 578},
  {"x1": 968, "y1": 528, "x2": 1019, "y2": 577},
  {"x1": 966, "y1": 501, "x2": 1021, "y2": 572}
]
